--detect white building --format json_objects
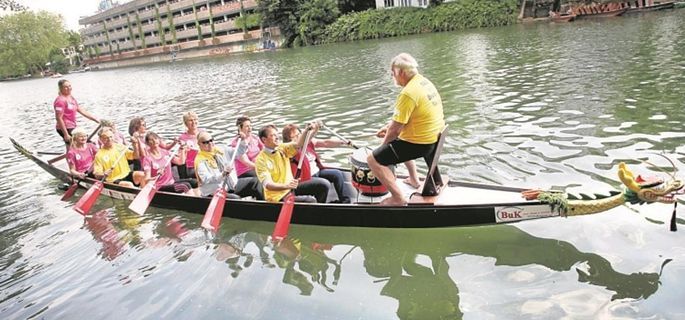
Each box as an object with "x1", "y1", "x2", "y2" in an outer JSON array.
[{"x1": 376, "y1": 0, "x2": 430, "y2": 9}]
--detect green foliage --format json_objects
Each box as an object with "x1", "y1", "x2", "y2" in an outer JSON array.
[
  {"x1": 208, "y1": 4, "x2": 215, "y2": 39},
  {"x1": 0, "y1": 11, "x2": 68, "y2": 77},
  {"x1": 193, "y1": 1, "x2": 202, "y2": 40},
  {"x1": 66, "y1": 30, "x2": 81, "y2": 48},
  {"x1": 323, "y1": 0, "x2": 518, "y2": 43},
  {"x1": 235, "y1": 13, "x2": 261, "y2": 31},
  {"x1": 49, "y1": 48, "x2": 69, "y2": 74},
  {"x1": 102, "y1": 21, "x2": 113, "y2": 56},
  {"x1": 296, "y1": 0, "x2": 339, "y2": 46},
  {"x1": 337, "y1": 0, "x2": 375, "y2": 14},
  {"x1": 126, "y1": 15, "x2": 136, "y2": 48},
  {"x1": 256, "y1": 0, "x2": 302, "y2": 47},
  {"x1": 155, "y1": 6, "x2": 165, "y2": 45},
  {"x1": 167, "y1": 5, "x2": 177, "y2": 44},
  {"x1": 135, "y1": 14, "x2": 146, "y2": 49},
  {"x1": 429, "y1": 0, "x2": 444, "y2": 7},
  {"x1": 0, "y1": 0, "x2": 26, "y2": 11}
]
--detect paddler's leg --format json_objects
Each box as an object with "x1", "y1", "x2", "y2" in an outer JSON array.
[
  {"x1": 403, "y1": 160, "x2": 420, "y2": 189},
  {"x1": 367, "y1": 155, "x2": 405, "y2": 205}
]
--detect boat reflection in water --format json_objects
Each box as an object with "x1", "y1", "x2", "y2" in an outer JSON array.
[{"x1": 83, "y1": 209, "x2": 668, "y2": 319}]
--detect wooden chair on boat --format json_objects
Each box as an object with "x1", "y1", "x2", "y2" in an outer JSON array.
[{"x1": 409, "y1": 125, "x2": 449, "y2": 205}]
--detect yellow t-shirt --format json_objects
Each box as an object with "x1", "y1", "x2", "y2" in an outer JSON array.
[
  {"x1": 392, "y1": 74, "x2": 444, "y2": 144},
  {"x1": 255, "y1": 143, "x2": 298, "y2": 202},
  {"x1": 93, "y1": 144, "x2": 135, "y2": 182}
]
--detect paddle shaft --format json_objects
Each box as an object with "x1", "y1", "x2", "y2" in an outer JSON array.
[
  {"x1": 98, "y1": 145, "x2": 129, "y2": 183},
  {"x1": 201, "y1": 138, "x2": 242, "y2": 231},
  {"x1": 147, "y1": 144, "x2": 182, "y2": 186},
  {"x1": 272, "y1": 129, "x2": 314, "y2": 241},
  {"x1": 73, "y1": 146, "x2": 128, "y2": 215},
  {"x1": 321, "y1": 123, "x2": 358, "y2": 149},
  {"x1": 222, "y1": 137, "x2": 242, "y2": 190},
  {"x1": 294, "y1": 130, "x2": 313, "y2": 179}
]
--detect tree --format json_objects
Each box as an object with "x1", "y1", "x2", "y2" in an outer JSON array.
[
  {"x1": 0, "y1": 0, "x2": 26, "y2": 12},
  {"x1": 428, "y1": 0, "x2": 444, "y2": 7},
  {"x1": 0, "y1": 11, "x2": 67, "y2": 77},
  {"x1": 256, "y1": 0, "x2": 303, "y2": 47},
  {"x1": 337, "y1": 0, "x2": 375, "y2": 13},
  {"x1": 297, "y1": 0, "x2": 339, "y2": 46}
]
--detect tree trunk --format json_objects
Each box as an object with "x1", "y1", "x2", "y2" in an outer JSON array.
[{"x1": 518, "y1": 0, "x2": 527, "y2": 19}]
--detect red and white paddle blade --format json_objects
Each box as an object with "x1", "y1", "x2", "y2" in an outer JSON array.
[
  {"x1": 128, "y1": 182, "x2": 158, "y2": 215},
  {"x1": 74, "y1": 181, "x2": 104, "y2": 215},
  {"x1": 272, "y1": 193, "x2": 296, "y2": 241},
  {"x1": 61, "y1": 182, "x2": 79, "y2": 201},
  {"x1": 201, "y1": 188, "x2": 227, "y2": 231}
]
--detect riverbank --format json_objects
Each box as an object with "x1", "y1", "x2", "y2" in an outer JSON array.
[{"x1": 323, "y1": 0, "x2": 518, "y2": 44}]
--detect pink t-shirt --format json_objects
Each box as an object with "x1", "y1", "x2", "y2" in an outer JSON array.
[
  {"x1": 142, "y1": 149, "x2": 175, "y2": 186},
  {"x1": 54, "y1": 95, "x2": 79, "y2": 129},
  {"x1": 231, "y1": 134, "x2": 263, "y2": 176},
  {"x1": 66, "y1": 143, "x2": 98, "y2": 173},
  {"x1": 179, "y1": 130, "x2": 203, "y2": 168}
]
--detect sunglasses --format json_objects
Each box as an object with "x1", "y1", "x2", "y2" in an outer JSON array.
[{"x1": 200, "y1": 138, "x2": 214, "y2": 145}]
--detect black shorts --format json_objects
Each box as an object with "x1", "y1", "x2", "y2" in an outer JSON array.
[
  {"x1": 56, "y1": 128, "x2": 74, "y2": 145},
  {"x1": 372, "y1": 139, "x2": 436, "y2": 166}
]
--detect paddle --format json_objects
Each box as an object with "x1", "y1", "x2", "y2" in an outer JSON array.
[
  {"x1": 128, "y1": 144, "x2": 182, "y2": 215},
  {"x1": 272, "y1": 128, "x2": 315, "y2": 242},
  {"x1": 73, "y1": 145, "x2": 128, "y2": 216},
  {"x1": 61, "y1": 169, "x2": 91, "y2": 201},
  {"x1": 320, "y1": 123, "x2": 359, "y2": 149},
  {"x1": 201, "y1": 138, "x2": 242, "y2": 231}
]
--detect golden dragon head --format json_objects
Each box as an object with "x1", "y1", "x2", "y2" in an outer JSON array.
[{"x1": 617, "y1": 162, "x2": 684, "y2": 204}]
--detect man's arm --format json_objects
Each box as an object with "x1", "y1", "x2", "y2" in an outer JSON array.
[{"x1": 382, "y1": 120, "x2": 405, "y2": 145}]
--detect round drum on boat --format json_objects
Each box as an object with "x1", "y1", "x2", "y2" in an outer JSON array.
[{"x1": 349, "y1": 147, "x2": 394, "y2": 197}]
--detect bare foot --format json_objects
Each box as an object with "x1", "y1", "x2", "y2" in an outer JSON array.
[
  {"x1": 402, "y1": 177, "x2": 420, "y2": 189},
  {"x1": 380, "y1": 196, "x2": 407, "y2": 206}
]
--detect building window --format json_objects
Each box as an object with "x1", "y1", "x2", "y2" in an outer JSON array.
[{"x1": 384, "y1": 0, "x2": 394, "y2": 7}]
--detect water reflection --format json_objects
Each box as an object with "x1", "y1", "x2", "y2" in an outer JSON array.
[{"x1": 85, "y1": 211, "x2": 669, "y2": 319}]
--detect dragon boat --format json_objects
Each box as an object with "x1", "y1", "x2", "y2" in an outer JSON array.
[{"x1": 10, "y1": 137, "x2": 684, "y2": 228}]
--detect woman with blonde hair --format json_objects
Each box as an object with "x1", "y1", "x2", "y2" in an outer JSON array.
[
  {"x1": 178, "y1": 111, "x2": 203, "y2": 179},
  {"x1": 66, "y1": 127, "x2": 99, "y2": 179}
]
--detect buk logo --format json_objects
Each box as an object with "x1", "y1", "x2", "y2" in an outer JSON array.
[{"x1": 498, "y1": 207, "x2": 523, "y2": 220}]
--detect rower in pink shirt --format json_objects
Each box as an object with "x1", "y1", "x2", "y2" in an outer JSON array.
[
  {"x1": 66, "y1": 128, "x2": 99, "y2": 179},
  {"x1": 178, "y1": 111, "x2": 203, "y2": 179},
  {"x1": 141, "y1": 132, "x2": 192, "y2": 194},
  {"x1": 230, "y1": 116, "x2": 263, "y2": 178}
]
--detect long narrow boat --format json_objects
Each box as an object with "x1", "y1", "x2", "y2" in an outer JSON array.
[
  {"x1": 550, "y1": 13, "x2": 577, "y2": 22},
  {"x1": 11, "y1": 138, "x2": 683, "y2": 228},
  {"x1": 626, "y1": 2, "x2": 675, "y2": 13},
  {"x1": 575, "y1": 7, "x2": 629, "y2": 19}
]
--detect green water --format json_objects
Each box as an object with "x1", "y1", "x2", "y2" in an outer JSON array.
[{"x1": 1, "y1": 9, "x2": 684, "y2": 319}]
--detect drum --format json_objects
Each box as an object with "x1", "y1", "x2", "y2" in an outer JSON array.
[{"x1": 349, "y1": 147, "x2": 394, "y2": 197}]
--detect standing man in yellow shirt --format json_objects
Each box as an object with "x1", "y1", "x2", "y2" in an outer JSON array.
[{"x1": 367, "y1": 53, "x2": 445, "y2": 205}]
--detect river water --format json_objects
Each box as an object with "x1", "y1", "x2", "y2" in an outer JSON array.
[{"x1": 2, "y1": 10, "x2": 685, "y2": 319}]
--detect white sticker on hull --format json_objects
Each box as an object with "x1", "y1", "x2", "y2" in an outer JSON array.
[{"x1": 494, "y1": 204, "x2": 559, "y2": 223}]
